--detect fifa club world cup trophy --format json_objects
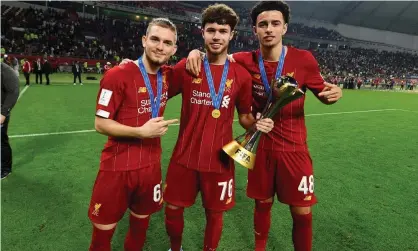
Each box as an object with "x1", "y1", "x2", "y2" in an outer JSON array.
[{"x1": 222, "y1": 76, "x2": 305, "y2": 169}]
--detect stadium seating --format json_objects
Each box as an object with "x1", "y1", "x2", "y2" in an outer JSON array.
[{"x1": 1, "y1": 2, "x2": 417, "y2": 83}]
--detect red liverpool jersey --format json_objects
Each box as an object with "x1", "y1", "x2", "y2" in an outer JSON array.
[
  {"x1": 95, "y1": 62, "x2": 171, "y2": 171},
  {"x1": 168, "y1": 58, "x2": 253, "y2": 173},
  {"x1": 233, "y1": 47, "x2": 325, "y2": 152}
]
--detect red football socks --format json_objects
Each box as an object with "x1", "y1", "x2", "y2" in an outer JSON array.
[
  {"x1": 254, "y1": 200, "x2": 273, "y2": 251},
  {"x1": 203, "y1": 210, "x2": 224, "y2": 251},
  {"x1": 124, "y1": 214, "x2": 150, "y2": 251},
  {"x1": 165, "y1": 206, "x2": 184, "y2": 251},
  {"x1": 291, "y1": 212, "x2": 313, "y2": 251},
  {"x1": 89, "y1": 224, "x2": 116, "y2": 251}
]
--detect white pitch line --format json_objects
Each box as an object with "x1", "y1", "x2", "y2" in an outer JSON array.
[
  {"x1": 10, "y1": 129, "x2": 96, "y2": 138},
  {"x1": 8, "y1": 108, "x2": 407, "y2": 139},
  {"x1": 304, "y1": 108, "x2": 399, "y2": 117},
  {"x1": 17, "y1": 85, "x2": 29, "y2": 101},
  {"x1": 397, "y1": 109, "x2": 418, "y2": 114}
]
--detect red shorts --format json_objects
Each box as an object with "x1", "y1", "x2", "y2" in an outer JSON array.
[
  {"x1": 88, "y1": 164, "x2": 163, "y2": 224},
  {"x1": 247, "y1": 149, "x2": 317, "y2": 207},
  {"x1": 164, "y1": 162, "x2": 235, "y2": 211}
]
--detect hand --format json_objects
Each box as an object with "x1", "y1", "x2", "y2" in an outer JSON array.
[
  {"x1": 227, "y1": 54, "x2": 236, "y2": 63},
  {"x1": 1, "y1": 114, "x2": 5, "y2": 125},
  {"x1": 138, "y1": 117, "x2": 178, "y2": 138},
  {"x1": 318, "y1": 82, "x2": 342, "y2": 103},
  {"x1": 120, "y1": 58, "x2": 134, "y2": 66},
  {"x1": 255, "y1": 113, "x2": 274, "y2": 133},
  {"x1": 186, "y1": 49, "x2": 204, "y2": 77}
]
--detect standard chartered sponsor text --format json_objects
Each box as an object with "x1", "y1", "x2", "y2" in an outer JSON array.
[
  {"x1": 137, "y1": 92, "x2": 168, "y2": 114},
  {"x1": 191, "y1": 90, "x2": 213, "y2": 106}
]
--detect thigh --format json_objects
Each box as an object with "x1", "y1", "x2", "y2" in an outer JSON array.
[
  {"x1": 246, "y1": 148, "x2": 276, "y2": 200},
  {"x1": 1, "y1": 116, "x2": 10, "y2": 139},
  {"x1": 88, "y1": 171, "x2": 130, "y2": 224},
  {"x1": 200, "y1": 165, "x2": 235, "y2": 211},
  {"x1": 130, "y1": 164, "x2": 163, "y2": 215},
  {"x1": 275, "y1": 152, "x2": 317, "y2": 207},
  {"x1": 164, "y1": 162, "x2": 199, "y2": 208}
]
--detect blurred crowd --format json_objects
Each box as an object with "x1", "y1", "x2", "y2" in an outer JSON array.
[
  {"x1": 1, "y1": 3, "x2": 417, "y2": 82},
  {"x1": 315, "y1": 48, "x2": 418, "y2": 82}
]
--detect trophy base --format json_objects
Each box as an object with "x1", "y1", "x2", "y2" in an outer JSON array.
[{"x1": 222, "y1": 140, "x2": 256, "y2": 169}]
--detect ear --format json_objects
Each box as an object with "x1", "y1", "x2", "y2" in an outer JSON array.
[
  {"x1": 229, "y1": 30, "x2": 235, "y2": 41},
  {"x1": 252, "y1": 25, "x2": 257, "y2": 36},
  {"x1": 282, "y1": 23, "x2": 288, "y2": 36},
  {"x1": 201, "y1": 29, "x2": 205, "y2": 40},
  {"x1": 171, "y1": 45, "x2": 178, "y2": 57},
  {"x1": 142, "y1": 35, "x2": 147, "y2": 48}
]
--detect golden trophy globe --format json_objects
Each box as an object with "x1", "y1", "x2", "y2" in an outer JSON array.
[{"x1": 222, "y1": 76, "x2": 305, "y2": 169}]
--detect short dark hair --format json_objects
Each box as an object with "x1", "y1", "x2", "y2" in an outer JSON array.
[
  {"x1": 146, "y1": 18, "x2": 178, "y2": 41},
  {"x1": 201, "y1": 3, "x2": 239, "y2": 31},
  {"x1": 251, "y1": 1, "x2": 290, "y2": 26}
]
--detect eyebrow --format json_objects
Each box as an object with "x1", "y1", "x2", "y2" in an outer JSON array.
[
  {"x1": 206, "y1": 27, "x2": 228, "y2": 32},
  {"x1": 258, "y1": 20, "x2": 282, "y2": 25}
]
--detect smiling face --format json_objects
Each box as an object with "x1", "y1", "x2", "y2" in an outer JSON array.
[
  {"x1": 200, "y1": 3, "x2": 238, "y2": 57},
  {"x1": 253, "y1": 10, "x2": 288, "y2": 49},
  {"x1": 202, "y1": 22, "x2": 234, "y2": 56},
  {"x1": 142, "y1": 24, "x2": 177, "y2": 66}
]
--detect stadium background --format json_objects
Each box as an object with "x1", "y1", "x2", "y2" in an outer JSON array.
[{"x1": 1, "y1": 1, "x2": 417, "y2": 251}]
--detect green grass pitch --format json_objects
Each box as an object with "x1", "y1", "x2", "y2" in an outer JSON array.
[{"x1": 1, "y1": 72, "x2": 417, "y2": 251}]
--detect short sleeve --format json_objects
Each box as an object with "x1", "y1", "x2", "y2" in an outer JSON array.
[
  {"x1": 95, "y1": 69, "x2": 124, "y2": 119},
  {"x1": 303, "y1": 51, "x2": 325, "y2": 96},
  {"x1": 232, "y1": 51, "x2": 253, "y2": 66},
  {"x1": 236, "y1": 66, "x2": 253, "y2": 115},
  {"x1": 167, "y1": 58, "x2": 187, "y2": 99}
]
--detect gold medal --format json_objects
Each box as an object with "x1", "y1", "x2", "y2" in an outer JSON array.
[{"x1": 212, "y1": 109, "x2": 221, "y2": 119}]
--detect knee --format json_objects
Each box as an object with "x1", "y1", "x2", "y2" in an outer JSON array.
[
  {"x1": 255, "y1": 198, "x2": 274, "y2": 212},
  {"x1": 92, "y1": 222, "x2": 117, "y2": 231},
  {"x1": 205, "y1": 209, "x2": 224, "y2": 219},
  {"x1": 290, "y1": 206, "x2": 311, "y2": 215},
  {"x1": 204, "y1": 209, "x2": 223, "y2": 222},
  {"x1": 165, "y1": 203, "x2": 184, "y2": 217},
  {"x1": 130, "y1": 211, "x2": 149, "y2": 219},
  {"x1": 166, "y1": 203, "x2": 182, "y2": 211}
]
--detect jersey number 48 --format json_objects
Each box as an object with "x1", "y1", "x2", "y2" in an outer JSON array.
[{"x1": 298, "y1": 175, "x2": 314, "y2": 194}]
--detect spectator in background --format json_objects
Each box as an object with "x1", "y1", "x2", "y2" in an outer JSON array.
[
  {"x1": 22, "y1": 58, "x2": 31, "y2": 86},
  {"x1": 72, "y1": 61, "x2": 83, "y2": 85},
  {"x1": 10, "y1": 56, "x2": 19, "y2": 76},
  {"x1": 96, "y1": 62, "x2": 101, "y2": 74},
  {"x1": 34, "y1": 58, "x2": 43, "y2": 84},
  {"x1": 103, "y1": 62, "x2": 111, "y2": 73},
  {"x1": 42, "y1": 58, "x2": 52, "y2": 85},
  {"x1": 1, "y1": 62, "x2": 20, "y2": 179}
]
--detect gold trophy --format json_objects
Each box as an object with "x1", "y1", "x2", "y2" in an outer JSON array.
[{"x1": 222, "y1": 76, "x2": 305, "y2": 169}]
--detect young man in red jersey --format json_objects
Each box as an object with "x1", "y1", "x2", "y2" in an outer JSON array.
[
  {"x1": 186, "y1": 1, "x2": 343, "y2": 251},
  {"x1": 163, "y1": 4, "x2": 274, "y2": 251},
  {"x1": 88, "y1": 18, "x2": 179, "y2": 251}
]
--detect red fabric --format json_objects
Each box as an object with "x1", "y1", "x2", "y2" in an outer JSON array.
[
  {"x1": 247, "y1": 150, "x2": 317, "y2": 207},
  {"x1": 203, "y1": 210, "x2": 224, "y2": 251},
  {"x1": 22, "y1": 61, "x2": 31, "y2": 72},
  {"x1": 167, "y1": 58, "x2": 253, "y2": 173},
  {"x1": 89, "y1": 225, "x2": 116, "y2": 251},
  {"x1": 233, "y1": 47, "x2": 325, "y2": 152},
  {"x1": 291, "y1": 212, "x2": 313, "y2": 251},
  {"x1": 164, "y1": 162, "x2": 235, "y2": 211},
  {"x1": 254, "y1": 200, "x2": 273, "y2": 250},
  {"x1": 88, "y1": 165, "x2": 163, "y2": 224},
  {"x1": 165, "y1": 206, "x2": 184, "y2": 251},
  {"x1": 124, "y1": 214, "x2": 150, "y2": 251},
  {"x1": 95, "y1": 62, "x2": 171, "y2": 171}
]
